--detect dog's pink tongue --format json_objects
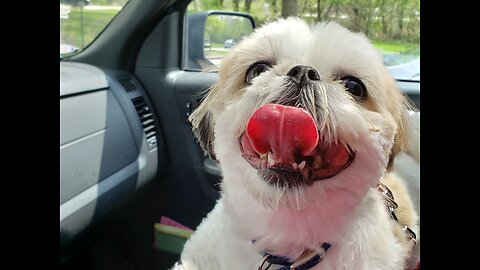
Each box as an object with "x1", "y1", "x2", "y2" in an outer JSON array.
[{"x1": 246, "y1": 104, "x2": 319, "y2": 163}]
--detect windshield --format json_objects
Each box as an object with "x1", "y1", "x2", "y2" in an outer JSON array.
[{"x1": 60, "y1": 0, "x2": 130, "y2": 59}]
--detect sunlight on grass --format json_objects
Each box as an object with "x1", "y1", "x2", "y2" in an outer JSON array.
[{"x1": 372, "y1": 40, "x2": 418, "y2": 53}]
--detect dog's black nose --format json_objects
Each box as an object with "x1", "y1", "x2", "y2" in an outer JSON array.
[{"x1": 287, "y1": 65, "x2": 320, "y2": 83}]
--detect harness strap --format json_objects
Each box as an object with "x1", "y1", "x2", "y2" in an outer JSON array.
[{"x1": 258, "y1": 243, "x2": 331, "y2": 270}]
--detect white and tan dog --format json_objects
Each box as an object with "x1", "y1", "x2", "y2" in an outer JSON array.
[{"x1": 172, "y1": 18, "x2": 419, "y2": 270}]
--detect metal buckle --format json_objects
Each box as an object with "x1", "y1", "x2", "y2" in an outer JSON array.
[
  {"x1": 377, "y1": 182, "x2": 393, "y2": 197},
  {"x1": 404, "y1": 226, "x2": 417, "y2": 250},
  {"x1": 377, "y1": 182, "x2": 394, "y2": 198},
  {"x1": 290, "y1": 249, "x2": 319, "y2": 269},
  {"x1": 258, "y1": 254, "x2": 272, "y2": 270},
  {"x1": 377, "y1": 183, "x2": 398, "y2": 209},
  {"x1": 403, "y1": 226, "x2": 417, "y2": 240},
  {"x1": 388, "y1": 208, "x2": 399, "y2": 222},
  {"x1": 377, "y1": 182, "x2": 417, "y2": 249},
  {"x1": 384, "y1": 196, "x2": 399, "y2": 210}
]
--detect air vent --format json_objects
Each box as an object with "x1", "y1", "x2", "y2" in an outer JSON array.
[
  {"x1": 120, "y1": 78, "x2": 137, "y2": 92},
  {"x1": 132, "y1": 96, "x2": 157, "y2": 149}
]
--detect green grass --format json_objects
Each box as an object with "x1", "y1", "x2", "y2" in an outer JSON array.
[
  {"x1": 371, "y1": 39, "x2": 418, "y2": 53},
  {"x1": 60, "y1": 8, "x2": 120, "y2": 55}
]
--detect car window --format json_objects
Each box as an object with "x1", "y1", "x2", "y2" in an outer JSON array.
[
  {"x1": 383, "y1": 47, "x2": 420, "y2": 81},
  {"x1": 187, "y1": 0, "x2": 420, "y2": 82},
  {"x1": 203, "y1": 15, "x2": 254, "y2": 66},
  {"x1": 60, "y1": 0, "x2": 130, "y2": 59}
]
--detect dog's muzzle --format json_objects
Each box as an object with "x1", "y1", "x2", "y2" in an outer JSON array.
[{"x1": 239, "y1": 104, "x2": 355, "y2": 187}]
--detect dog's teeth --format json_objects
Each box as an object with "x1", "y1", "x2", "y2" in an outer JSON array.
[
  {"x1": 260, "y1": 153, "x2": 268, "y2": 160},
  {"x1": 292, "y1": 162, "x2": 298, "y2": 170},
  {"x1": 259, "y1": 159, "x2": 267, "y2": 170},
  {"x1": 313, "y1": 155, "x2": 323, "y2": 169},
  {"x1": 298, "y1": 160, "x2": 306, "y2": 170},
  {"x1": 267, "y1": 152, "x2": 275, "y2": 166}
]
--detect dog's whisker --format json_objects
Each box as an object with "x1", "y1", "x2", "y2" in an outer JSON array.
[
  {"x1": 262, "y1": 181, "x2": 272, "y2": 208},
  {"x1": 358, "y1": 110, "x2": 380, "y2": 132},
  {"x1": 294, "y1": 188, "x2": 301, "y2": 210},
  {"x1": 275, "y1": 185, "x2": 285, "y2": 209},
  {"x1": 314, "y1": 83, "x2": 337, "y2": 143},
  {"x1": 300, "y1": 188, "x2": 311, "y2": 204}
]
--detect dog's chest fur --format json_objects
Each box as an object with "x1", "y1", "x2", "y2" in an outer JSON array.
[{"x1": 174, "y1": 171, "x2": 416, "y2": 270}]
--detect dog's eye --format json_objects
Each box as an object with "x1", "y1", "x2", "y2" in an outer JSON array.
[
  {"x1": 246, "y1": 62, "x2": 271, "y2": 84},
  {"x1": 342, "y1": 76, "x2": 367, "y2": 101}
]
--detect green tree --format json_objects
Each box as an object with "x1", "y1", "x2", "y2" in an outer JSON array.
[
  {"x1": 342, "y1": 0, "x2": 378, "y2": 35},
  {"x1": 204, "y1": 0, "x2": 224, "y2": 9},
  {"x1": 189, "y1": 0, "x2": 419, "y2": 43},
  {"x1": 269, "y1": 0, "x2": 278, "y2": 15},
  {"x1": 244, "y1": 0, "x2": 253, "y2": 12},
  {"x1": 60, "y1": 0, "x2": 89, "y2": 6},
  {"x1": 282, "y1": 0, "x2": 297, "y2": 17},
  {"x1": 232, "y1": 0, "x2": 240, "y2": 11},
  {"x1": 315, "y1": 0, "x2": 336, "y2": 21},
  {"x1": 205, "y1": 16, "x2": 227, "y2": 43}
]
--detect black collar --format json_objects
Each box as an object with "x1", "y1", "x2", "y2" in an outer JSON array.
[{"x1": 258, "y1": 243, "x2": 331, "y2": 270}]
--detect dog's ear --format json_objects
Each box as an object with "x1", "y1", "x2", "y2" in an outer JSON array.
[
  {"x1": 188, "y1": 84, "x2": 219, "y2": 160},
  {"x1": 403, "y1": 110, "x2": 420, "y2": 161},
  {"x1": 385, "y1": 73, "x2": 419, "y2": 169}
]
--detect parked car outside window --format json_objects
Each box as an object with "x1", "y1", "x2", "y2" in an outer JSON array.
[{"x1": 223, "y1": 38, "x2": 236, "y2": 48}]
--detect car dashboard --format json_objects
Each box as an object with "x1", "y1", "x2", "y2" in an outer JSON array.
[{"x1": 60, "y1": 62, "x2": 166, "y2": 260}]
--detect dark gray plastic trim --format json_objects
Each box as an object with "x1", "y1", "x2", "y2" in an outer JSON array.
[
  {"x1": 60, "y1": 63, "x2": 164, "y2": 257},
  {"x1": 60, "y1": 157, "x2": 145, "y2": 222},
  {"x1": 60, "y1": 62, "x2": 108, "y2": 96},
  {"x1": 203, "y1": 158, "x2": 222, "y2": 177}
]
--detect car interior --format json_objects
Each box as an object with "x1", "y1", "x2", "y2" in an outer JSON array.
[{"x1": 60, "y1": 0, "x2": 420, "y2": 269}]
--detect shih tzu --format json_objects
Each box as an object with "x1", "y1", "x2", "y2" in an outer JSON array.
[{"x1": 171, "y1": 17, "x2": 420, "y2": 270}]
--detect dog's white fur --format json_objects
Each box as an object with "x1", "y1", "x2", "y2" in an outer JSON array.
[{"x1": 172, "y1": 18, "x2": 419, "y2": 270}]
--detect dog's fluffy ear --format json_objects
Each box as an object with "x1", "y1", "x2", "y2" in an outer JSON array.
[
  {"x1": 404, "y1": 110, "x2": 420, "y2": 161},
  {"x1": 388, "y1": 102, "x2": 414, "y2": 169},
  {"x1": 188, "y1": 84, "x2": 219, "y2": 160},
  {"x1": 385, "y1": 71, "x2": 419, "y2": 169}
]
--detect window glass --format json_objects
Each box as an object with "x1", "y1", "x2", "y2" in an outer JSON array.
[
  {"x1": 187, "y1": 0, "x2": 419, "y2": 81},
  {"x1": 60, "y1": 0, "x2": 130, "y2": 58},
  {"x1": 204, "y1": 15, "x2": 254, "y2": 66}
]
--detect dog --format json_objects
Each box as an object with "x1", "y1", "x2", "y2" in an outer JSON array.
[{"x1": 171, "y1": 17, "x2": 419, "y2": 270}]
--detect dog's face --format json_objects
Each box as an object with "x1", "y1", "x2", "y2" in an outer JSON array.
[{"x1": 190, "y1": 18, "x2": 411, "y2": 209}]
